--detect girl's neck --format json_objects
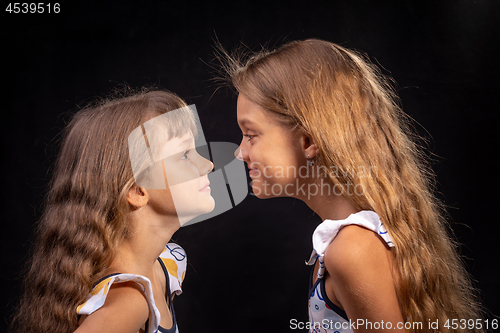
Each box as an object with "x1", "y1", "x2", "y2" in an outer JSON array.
[
  {"x1": 108, "y1": 209, "x2": 180, "y2": 278},
  {"x1": 301, "y1": 190, "x2": 359, "y2": 222}
]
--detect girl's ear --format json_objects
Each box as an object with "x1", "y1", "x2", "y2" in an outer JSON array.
[
  {"x1": 127, "y1": 184, "x2": 149, "y2": 208},
  {"x1": 301, "y1": 131, "x2": 320, "y2": 159}
]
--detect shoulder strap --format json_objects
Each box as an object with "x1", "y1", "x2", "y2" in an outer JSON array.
[
  {"x1": 77, "y1": 273, "x2": 162, "y2": 333},
  {"x1": 308, "y1": 210, "x2": 394, "y2": 279},
  {"x1": 158, "y1": 243, "x2": 187, "y2": 296}
]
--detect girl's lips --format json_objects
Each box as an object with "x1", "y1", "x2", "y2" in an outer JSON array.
[
  {"x1": 249, "y1": 168, "x2": 259, "y2": 177},
  {"x1": 199, "y1": 182, "x2": 211, "y2": 192},
  {"x1": 248, "y1": 163, "x2": 259, "y2": 177}
]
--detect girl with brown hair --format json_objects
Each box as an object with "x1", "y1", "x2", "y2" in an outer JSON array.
[
  {"x1": 223, "y1": 39, "x2": 484, "y2": 332},
  {"x1": 11, "y1": 88, "x2": 214, "y2": 333}
]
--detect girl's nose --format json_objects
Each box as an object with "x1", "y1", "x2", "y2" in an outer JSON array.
[
  {"x1": 234, "y1": 146, "x2": 243, "y2": 161},
  {"x1": 200, "y1": 156, "x2": 214, "y2": 176},
  {"x1": 236, "y1": 138, "x2": 249, "y2": 162},
  {"x1": 189, "y1": 148, "x2": 213, "y2": 176}
]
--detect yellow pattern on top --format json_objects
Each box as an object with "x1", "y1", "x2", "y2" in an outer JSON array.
[{"x1": 76, "y1": 243, "x2": 187, "y2": 333}]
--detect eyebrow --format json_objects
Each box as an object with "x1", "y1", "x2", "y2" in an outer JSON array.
[
  {"x1": 180, "y1": 137, "x2": 195, "y2": 147},
  {"x1": 238, "y1": 118, "x2": 256, "y2": 128}
]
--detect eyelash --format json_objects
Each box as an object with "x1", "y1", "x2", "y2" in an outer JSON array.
[
  {"x1": 243, "y1": 134, "x2": 255, "y2": 142},
  {"x1": 181, "y1": 150, "x2": 190, "y2": 160}
]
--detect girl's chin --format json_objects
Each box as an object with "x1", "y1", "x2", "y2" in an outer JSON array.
[
  {"x1": 251, "y1": 180, "x2": 294, "y2": 199},
  {"x1": 177, "y1": 197, "x2": 216, "y2": 225},
  {"x1": 205, "y1": 196, "x2": 216, "y2": 212},
  {"x1": 252, "y1": 187, "x2": 289, "y2": 199}
]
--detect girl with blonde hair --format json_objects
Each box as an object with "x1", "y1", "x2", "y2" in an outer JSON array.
[
  {"x1": 222, "y1": 39, "x2": 484, "y2": 332},
  {"x1": 11, "y1": 88, "x2": 214, "y2": 333}
]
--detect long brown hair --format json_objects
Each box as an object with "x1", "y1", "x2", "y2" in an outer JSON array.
[
  {"x1": 11, "y1": 88, "x2": 193, "y2": 333},
  {"x1": 221, "y1": 39, "x2": 483, "y2": 332}
]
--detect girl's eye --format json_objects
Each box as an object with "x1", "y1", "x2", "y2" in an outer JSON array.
[
  {"x1": 181, "y1": 150, "x2": 190, "y2": 160},
  {"x1": 243, "y1": 134, "x2": 255, "y2": 142}
]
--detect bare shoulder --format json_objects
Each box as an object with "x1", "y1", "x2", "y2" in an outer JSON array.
[
  {"x1": 323, "y1": 224, "x2": 404, "y2": 329},
  {"x1": 75, "y1": 281, "x2": 149, "y2": 333},
  {"x1": 324, "y1": 224, "x2": 392, "y2": 277}
]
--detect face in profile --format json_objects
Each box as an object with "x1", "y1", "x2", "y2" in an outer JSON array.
[
  {"x1": 128, "y1": 107, "x2": 215, "y2": 226},
  {"x1": 236, "y1": 94, "x2": 305, "y2": 199},
  {"x1": 159, "y1": 132, "x2": 215, "y2": 225}
]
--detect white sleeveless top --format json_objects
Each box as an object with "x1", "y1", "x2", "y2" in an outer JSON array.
[
  {"x1": 77, "y1": 243, "x2": 187, "y2": 333},
  {"x1": 306, "y1": 211, "x2": 394, "y2": 333}
]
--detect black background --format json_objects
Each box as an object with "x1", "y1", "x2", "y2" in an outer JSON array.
[{"x1": 2, "y1": 0, "x2": 499, "y2": 332}]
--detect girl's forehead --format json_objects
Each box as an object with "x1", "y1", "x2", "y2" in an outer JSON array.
[
  {"x1": 237, "y1": 102, "x2": 275, "y2": 130},
  {"x1": 151, "y1": 132, "x2": 195, "y2": 161}
]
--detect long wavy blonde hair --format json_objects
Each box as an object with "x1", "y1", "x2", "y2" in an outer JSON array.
[
  {"x1": 11, "y1": 88, "x2": 196, "y2": 333},
  {"x1": 221, "y1": 39, "x2": 483, "y2": 332}
]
